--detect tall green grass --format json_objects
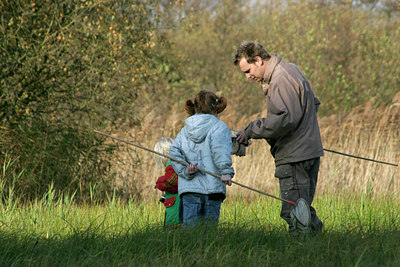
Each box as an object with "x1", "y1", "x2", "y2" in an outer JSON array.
[{"x1": 0, "y1": 188, "x2": 399, "y2": 266}]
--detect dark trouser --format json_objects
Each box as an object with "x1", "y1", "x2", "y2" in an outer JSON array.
[{"x1": 275, "y1": 158, "x2": 324, "y2": 233}]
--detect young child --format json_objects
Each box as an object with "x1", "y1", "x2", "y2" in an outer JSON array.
[
  {"x1": 169, "y1": 90, "x2": 234, "y2": 227},
  {"x1": 154, "y1": 137, "x2": 181, "y2": 228}
]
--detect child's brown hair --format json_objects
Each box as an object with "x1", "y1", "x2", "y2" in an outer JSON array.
[{"x1": 185, "y1": 90, "x2": 227, "y2": 116}]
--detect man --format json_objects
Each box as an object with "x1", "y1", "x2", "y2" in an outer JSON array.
[{"x1": 233, "y1": 41, "x2": 324, "y2": 234}]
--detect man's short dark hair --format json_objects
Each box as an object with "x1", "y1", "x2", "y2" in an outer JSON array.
[{"x1": 233, "y1": 41, "x2": 271, "y2": 66}]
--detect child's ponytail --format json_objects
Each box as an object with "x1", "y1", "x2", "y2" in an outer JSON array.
[
  {"x1": 215, "y1": 96, "x2": 227, "y2": 114},
  {"x1": 185, "y1": 99, "x2": 196, "y2": 116}
]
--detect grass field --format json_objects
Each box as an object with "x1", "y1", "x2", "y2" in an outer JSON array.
[{"x1": 1, "y1": 192, "x2": 399, "y2": 266}]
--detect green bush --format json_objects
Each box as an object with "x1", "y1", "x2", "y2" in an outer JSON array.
[{"x1": 0, "y1": 0, "x2": 165, "y2": 201}]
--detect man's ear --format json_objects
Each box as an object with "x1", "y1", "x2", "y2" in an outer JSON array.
[{"x1": 255, "y1": 56, "x2": 263, "y2": 66}]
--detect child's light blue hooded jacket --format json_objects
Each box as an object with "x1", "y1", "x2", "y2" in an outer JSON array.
[{"x1": 170, "y1": 114, "x2": 234, "y2": 196}]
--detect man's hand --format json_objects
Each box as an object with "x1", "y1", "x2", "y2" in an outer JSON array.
[
  {"x1": 221, "y1": 174, "x2": 232, "y2": 186},
  {"x1": 236, "y1": 130, "x2": 250, "y2": 145},
  {"x1": 186, "y1": 163, "x2": 199, "y2": 175}
]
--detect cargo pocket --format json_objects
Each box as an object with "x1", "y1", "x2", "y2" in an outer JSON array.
[
  {"x1": 275, "y1": 164, "x2": 293, "y2": 179},
  {"x1": 275, "y1": 164, "x2": 295, "y2": 191},
  {"x1": 164, "y1": 196, "x2": 176, "y2": 208}
]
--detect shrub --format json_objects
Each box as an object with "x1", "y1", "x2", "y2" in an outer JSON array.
[{"x1": 0, "y1": 0, "x2": 164, "y2": 201}]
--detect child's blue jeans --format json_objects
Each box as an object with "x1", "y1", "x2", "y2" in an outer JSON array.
[{"x1": 181, "y1": 193, "x2": 222, "y2": 227}]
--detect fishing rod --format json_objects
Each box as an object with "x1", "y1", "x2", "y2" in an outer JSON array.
[
  {"x1": 93, "y1": 130, "x2": 398, "y2": 204},
  {"x1": 93, "y1": 130, "x2": 295, "y2": 205}
]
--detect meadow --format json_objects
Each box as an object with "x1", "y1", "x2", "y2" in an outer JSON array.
[
  {"x1": 1, "y1": 1, "x2": 399, "y2": 266},
  {"x1": 1, "y1": 191, "x2": 399, "y2": 266}
]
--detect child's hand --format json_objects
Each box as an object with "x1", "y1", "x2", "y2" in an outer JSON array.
[
  {"x1": 221, "y1": 174, "x2": 232, "y2": 186},
  {"x1": 187, "y1": 163, "x2": 199, "y2": 175}
]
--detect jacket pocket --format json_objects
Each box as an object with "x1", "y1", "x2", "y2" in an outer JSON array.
[{"x1": 164, "y1": 196, "x2": 176, "y2": 208}]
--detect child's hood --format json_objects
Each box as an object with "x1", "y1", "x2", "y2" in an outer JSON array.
[{"x1": 184, "y1": 114, "x2": 218, "y2": 143}]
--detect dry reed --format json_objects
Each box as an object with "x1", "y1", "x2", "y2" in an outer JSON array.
[{"x1": 109, "y1": 94, "x2": 400, "y2": 200}]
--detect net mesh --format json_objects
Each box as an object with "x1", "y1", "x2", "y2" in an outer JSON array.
[{"x1": 290, "y1": 198, "x2": 311, "y2": 233}]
